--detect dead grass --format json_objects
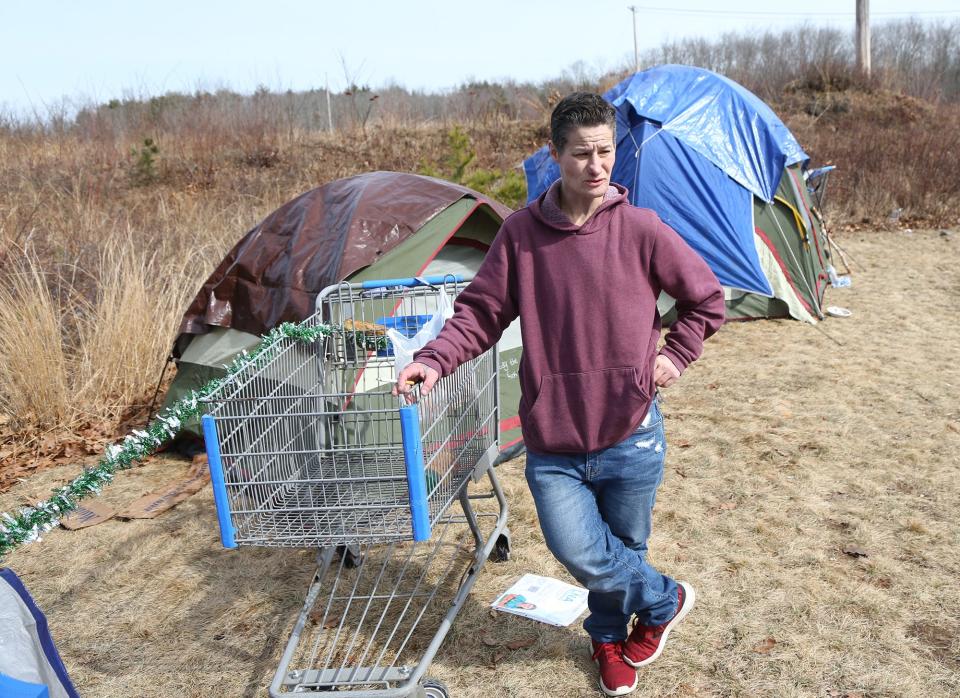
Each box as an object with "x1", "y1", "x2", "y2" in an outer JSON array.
[
  {"x1": 2, "y1": 229, "x2": 958, "y2": 697},
  {"x1": 0, "y1": 254, "x2": 72, "y2": 424},
  {"x1": 74, "y1": 237, "x2": 198, "y2": 412},
  {"x1": 0, "y1": 237, "x2": 202, "y2": 430}
]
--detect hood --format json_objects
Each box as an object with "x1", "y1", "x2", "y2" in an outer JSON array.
[{"x1": 528, "y1": 182, "x2": 630, "y2": 235}]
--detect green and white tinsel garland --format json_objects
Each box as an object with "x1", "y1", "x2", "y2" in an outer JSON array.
[{"x1": 0, "y1": 320, "x2": 385, "y2": 558}]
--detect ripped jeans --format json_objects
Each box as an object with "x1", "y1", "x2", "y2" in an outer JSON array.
[{"x1": 524, "y1": 398, "x2": 678, "y2": 642}]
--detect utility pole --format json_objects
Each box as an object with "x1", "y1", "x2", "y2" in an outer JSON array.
[
  {"x1": 628, "y1": 5, "x2": 639, "y2": 74},
  {"x1": 325, "y1": 73, "x2": 334, "y2": 132},
  {"x1": 856, "y1": 0, "x2": 871, "y2": 78}
]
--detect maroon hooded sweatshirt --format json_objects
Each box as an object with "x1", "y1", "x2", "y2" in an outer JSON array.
[{"x1": 414, "y1": 183, "x2": 724, "y2": 454}]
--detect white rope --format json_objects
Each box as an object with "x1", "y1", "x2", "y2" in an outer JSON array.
[
  {"x1": 628, "y1": 123, "x2": 668, "y2": 156},
  {"x1": 626, "y1": 119, "x2": 669, "y2": 195}
]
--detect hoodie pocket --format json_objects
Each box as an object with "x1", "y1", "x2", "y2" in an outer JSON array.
[{"x1": 524, "y1": 366, "x2": 650, "y2": 452}]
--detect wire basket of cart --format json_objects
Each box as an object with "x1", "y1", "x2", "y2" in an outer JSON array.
[{"x1": 202, "y1": 275, "x2": 510, "y2": 697}]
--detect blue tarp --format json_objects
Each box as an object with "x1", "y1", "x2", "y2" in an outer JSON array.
[{"x1": 523, "y1": 64, "x2": 810, "y2": 296}]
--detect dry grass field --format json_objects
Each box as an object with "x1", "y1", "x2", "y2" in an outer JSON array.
[{"x1": 2, "y1": 228, "x2": 957, "y2": 697}]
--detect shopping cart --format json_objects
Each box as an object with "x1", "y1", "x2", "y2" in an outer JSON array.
[{"x1": 201, "y1": 276, "x2": 510, "y2": 697}]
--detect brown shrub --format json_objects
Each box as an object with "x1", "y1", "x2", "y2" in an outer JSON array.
[{"x1": 784, "y1": 95, "x2": 960, "y2": 227}]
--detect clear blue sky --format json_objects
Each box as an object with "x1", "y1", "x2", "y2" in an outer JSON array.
[{"x1": 1, "y1": 0, "x2": 957, "y2": 116}]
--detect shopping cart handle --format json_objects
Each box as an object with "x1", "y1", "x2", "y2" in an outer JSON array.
[
  {"x1": 202, "y1": 414, "x2": 238, "y2": 549},
  {"x1": 359, "y1": 275, "x2": 463, "y2": 290},
  {"x1": 399, "y1": 403, "x2": 432, "y2": 542}
]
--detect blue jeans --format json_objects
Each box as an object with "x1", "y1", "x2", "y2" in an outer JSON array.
[{"x1": 524, "y1": 398, "x2": 678, "y2": 642}]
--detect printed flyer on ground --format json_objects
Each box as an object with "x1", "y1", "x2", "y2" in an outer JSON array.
[{"x1": 491, "y1": 574, "x2": 588, "y2": 627}]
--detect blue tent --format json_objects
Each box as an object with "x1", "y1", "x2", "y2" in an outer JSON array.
[{"x1": 523, "y1": 64, "x2": 811, "y2": 298}]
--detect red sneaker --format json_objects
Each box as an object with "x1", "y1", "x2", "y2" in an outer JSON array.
[
  {"x1": 622, "y1": 581, "x2": 696, "y2": 668},
  {"x1": 591, "y1": 640, "x2": 638, "y2": 696}
]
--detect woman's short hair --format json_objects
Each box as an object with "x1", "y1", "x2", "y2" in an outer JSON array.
[{"x1": 550, "y1": 92, "x2": 616, "y2": 152}]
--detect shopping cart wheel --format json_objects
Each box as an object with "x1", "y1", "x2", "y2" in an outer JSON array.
[
  {"x1": 421, "y1": 678, "x2": 449, "y2": 697},
  {"x1": 490, "y1": 527, "x2": 511, "y2": 563}
]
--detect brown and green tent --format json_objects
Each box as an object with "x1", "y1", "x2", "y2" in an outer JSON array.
[{"x1": 166, "y1": 171, "x2": 524, "y2": 455}]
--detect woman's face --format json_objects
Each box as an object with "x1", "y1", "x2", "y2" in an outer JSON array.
[{"x1": 549, "y1": 124, "x2": 616, "y2": 207}]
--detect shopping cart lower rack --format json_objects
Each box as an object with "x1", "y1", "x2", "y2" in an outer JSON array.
[{"x1": 201, "y1": 276, "x2": 510, "y2": 697}]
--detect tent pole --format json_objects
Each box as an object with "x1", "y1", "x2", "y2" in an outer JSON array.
[
  {"x1": 144, "y1": 355, "x2": 174, "y2": 428},
  {"x1": 828, "y1": 236, "x2": 859, "y2": 274}
]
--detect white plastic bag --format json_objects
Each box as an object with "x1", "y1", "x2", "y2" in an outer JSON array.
[{"x1": 387, "y1": 287, "x2": 454, "y2": 377}]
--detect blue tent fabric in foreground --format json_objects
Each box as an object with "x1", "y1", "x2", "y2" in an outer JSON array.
[
  {"x1": 523, "y1": 64, "x2": 810, "y2": 297},
  {"x1": 0, "y1": 568, "x2": 79, "y2": 698}
]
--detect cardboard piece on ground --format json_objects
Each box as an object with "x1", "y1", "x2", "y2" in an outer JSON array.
[
  {"x1": 117, "y1": 456, "x2": 210, "y2": 519},
  {"x1": 60, "y1": 500, "x2": 116, "y2": 530}
]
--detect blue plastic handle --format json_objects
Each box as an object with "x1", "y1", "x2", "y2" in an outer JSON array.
[
  {"x1": 360, "y1": 275, "x2": 462, "y2": 290},
  {"x1": 202, "y1": 414, "x2": 238, "y2": 549},
  {"x1": 398, "y1": 404, "x2": 432, "y2": 541}
]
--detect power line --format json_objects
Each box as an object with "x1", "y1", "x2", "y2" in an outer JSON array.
[{"x1": 624, "y1": 5, "x2": 960, "y2": 18}]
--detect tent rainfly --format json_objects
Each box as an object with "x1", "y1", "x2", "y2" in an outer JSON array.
[{"x1": 165, "y1": 172, "x2": 524, "y2": 452}]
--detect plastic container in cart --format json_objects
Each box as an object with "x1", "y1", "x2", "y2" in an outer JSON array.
[{"x1": 374, "y1": 314, "x2": 433, "y2": 356}]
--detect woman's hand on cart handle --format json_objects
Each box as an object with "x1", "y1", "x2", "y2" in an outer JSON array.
[{"x1": 393, "y1": 362, "x2": 440, "y2": 404}]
